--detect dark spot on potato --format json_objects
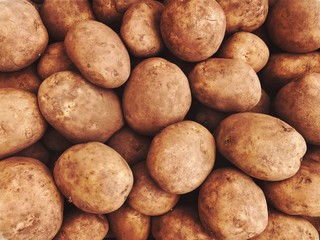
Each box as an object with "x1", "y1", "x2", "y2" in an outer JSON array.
[{"x1": 224, "y1": 136, "x2": 232, "y2": 144}]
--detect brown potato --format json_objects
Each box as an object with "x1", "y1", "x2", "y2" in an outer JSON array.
[
  {"x1": 0, "y1": 157, "x2": 64, "y2": 240},
  {"x1": 127, "y1": 162, "x2": 179, "y2": 216},
  {"x1": 92, "y1": 0, "x2": 123, "y2": 27},
  {"x1": 122, "y1": 57, "x2": 191, "y2": 136},
  {"x1": 160, "y1": 0, "x2": 226, "y2": 62},
  {"x1": 215, "y1": 112, "x2": 306, "y2": 181},
  {"x1": 108, "y1": 204, "x2": 151, "y2": 240},
  {"x1": 247, "y1": 89, "x2": 270, "y2": 114},
  {"x1": 0, "y1": 88, "x2": 47, "y2": 159},
  {"x1": 147, "y1": 121, "x2": 215, "y2": 194},
  {"x1": 53, "y1": 142, "x2": 133, "y2": 214},
  {"x1": 14, "y1": 141, "x2": 50, "y2": 166},
  {"x1": 38, "y1": 71, "x2": 124, "y2": 143},
  {"x1": 303, "y1": 216, "x2": 320, "y2": 234},
  {"x1": 198, "y1": 168, "x2": 268, "y2": 239},
  {"x1": 0, "y1": 0, "x2": 48, "y2": 72},
  {"x1": 41, "y1": 127, "x2": 73, "y2": 152},
  {"x1": 274, "y1": 72, "x2": 320, "y2": 145},
  {"x1": 189, "y1": 58, "x2": 261, "y2": 112}
]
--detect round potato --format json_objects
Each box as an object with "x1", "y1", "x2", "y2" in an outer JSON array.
[
  {"x1": 122, "y1": 57, "x2": 191, "y2": 136},
  {"x1": 0, "y1": 157, "x2": 64, "y2": 240},
  {"x1": 189, "y1": 58, "x2": 261, "y2": 112},
  {"x1": 0, "y1": 0, "x2": 48, "y2": 72},
  {"x1": 147, "y1": 120, "x2": 215, "y2": 194},
  {"x1": 215, "y1": 112, "x2": 306, "y2": 181},
  {"x1": 64, "y1": 20, "x2": 130, "y2": 89},
  {"x1": 198, "y1": 168, "x2": 268, "y2": 239},
  {"x1": 38, "y1": 71, "x2": 124, "y2": 143},
  {"x1": 160, "y1": 0, "x2": 226, "y2": 62},
  {"x1": 53, "y1": 142, "x2": 133, "y2": 214},
  {"x1": 92, "y1": 0, "x2": 123, "y2": 27}
]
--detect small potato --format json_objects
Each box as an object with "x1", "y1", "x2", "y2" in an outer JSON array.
[
  {"x1": 0, "y1": 0, "x2": 48, "y2": 72},
  {"x1": 108, "y1": 204, "x2": 150, "y2": 240},
  {"x1": 127, "y1": 162, "x2": 179, "y2": 216},
  {"x1": 120, "y1": 1, "x2": 164, "y2": 58},
  {"x1": 53, "y1": 142, "x2": 133, "y2": 214},
  {"x1": 147, "y1": 121, "x2": 215, "y2": 194},
  {"x1": 41, "y1": 127, "x2": 73, "y2": 152},
  {"x1": 14, "y1": 141, "x2": 50, "y2": 166},
  {"x1": 218, "y1": 32, "x2": 269, "y2": 72},
  {"x1": 0, "y1": 157, "x2": 64, "y2": 240},
  {"x1": 92, "y1": 0, "x2": 123, "y2": 27},
  {"x1": 198, "y1": 168, "x2": 268, "y2": 239},
  {"x1": 189, "y1": 58, "x2": 261, "y2": 112},
  {"x1": 215, "y1": 112, "x2": 306, "y2": 181}
]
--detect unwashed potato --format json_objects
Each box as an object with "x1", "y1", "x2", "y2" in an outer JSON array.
[
  {"x1": 53, "y1": 142, "x2": 133, "y2": 214},
  {"x1": 160, "y1": 0, "x2": 226, "y2": 62},
  {"x1": 0, "y1": 88, "x2": 47, "y2": 159},
  {"x1": 14, "y1": 141, "x2": 50, "y2": 166},
  {"x1": 198, "y1": 168, "x2": 268, "y2": 239},
  {"x1": 38, "y1": 71, "x2": 124, "y2": 143},
  {"x1": 147, "y1": 120, "x2": 215, "y2": 194},
  {"x1": 215, "y1": 112, "x2": 306, "y2": 181},
  {"x1": 41, "y1": 127, "x2": 73, "y2": 152},
  {"x1": 248, "y1": 89, "x2": 270, "y2": 114},
  {"x1": 92, "y1": 0, "x2": 123, "y2": 27},
  {"x1": 108, "y1": 204, "x2": 151, "y2": 240},
  {"x1": 0, "y1": 0, "x2": 48, "y2": 72},
  {"x1": 122, "y1": 57, "x2": 191, "y2": 136},
  {"x1": 189, "y1": 58, "x2": 261, "y2": 112},
  {"x1": 0, "y1": 157, "x2": 64, "y2": 240}
]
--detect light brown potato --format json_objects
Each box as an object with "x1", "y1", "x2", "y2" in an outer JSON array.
[
  {"x1": 152, "y1": 205, "x2": 215, "y2": 240},
  {"x1": 0, "y1": 157, "x2": 64, "y2": 240},
  {"x1": 189, "y1": 58, "x2": 261, "y2": 112},
  {"x1": 127, "y1": 162, "x2": 179, "y2": 216},
  {"x1": 53, "y1": 142, "x2": 133, "y2": 214},
  {"x1": 108, "y1": 204, "x2": 150, "y2": 240},
  {"x1": 122, "y1": 57, "x2": 191, "y2": 136},
  {"x1": 216, "y1": 0, "x2": 268, "y2": 33},
  {"x1": 274, "y1": 72, "x2": 320, "y2": 145},
  {"x1": 303, "y1": 216, "x2": 320, "y2": 234},
  {"x1": 41, "y1": 127, "x2": 73, "y2": 152},
  {"x1": 120, "y1": 1, "x2": 164, "y2": 58},
  {"x1": 215, "y1": 112, "x2": 306, "y2": 181},
  {"x1": 198, "y1": 168, "x2": 268, "y2": 239},
  {"x1": 267, "y1": 0, "x2": 320, "y2": 53},
  {"x1": 38, "y1": 71, "x2": 124, "y2": 143},
  {"x1": 218, "y1": 32, "x2": 269, "y2": 72},
  {"x1": 40, "y1": 0, "x2": 95, "y2": 41},
  {"x1": 0, "y1": 88, "x2": 47, "y2": 159},
  {"x1": 160, "y1": 0, "x2": 226, "y2": 62},
  {"x1": 0, "y1": 0, "x2": 48, "y2": 72},
  {"x1": 147, "y1": 121, "x2": 215, "y2": 194},
  {"x1": 247, "y1": 89, "x2": 270, "y2": 114},
  {"x1": 92, "y1": 0, "x2": 123, "y2": 27},
  {"x1": 14, "y1": 141, "x2": 50, "y2": 166}
]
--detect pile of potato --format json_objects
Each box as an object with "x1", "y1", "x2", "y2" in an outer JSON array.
[{"x1": 1, "y1": 0, "x2": 320, "y2": 239}]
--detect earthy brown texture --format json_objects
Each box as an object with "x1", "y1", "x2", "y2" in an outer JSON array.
[
  {"x1": 14, "y1": 142, "x2": 50, "y2": 166},
  {"x1": 41, "y1": 127, "x2": 73, "y2": 152},
  {"x1": 248, "y1": 89, "x2": 270, "y2": 114}
]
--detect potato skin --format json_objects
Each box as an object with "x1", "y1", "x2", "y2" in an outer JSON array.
[
  {"x1": 215, "y1": 112, "x2": 306, "y2": 181},
  {"x1": 0, "y1": 157, "x2": 64, "y2": 240},
  {"x1": 92, "y1": 0, "x2": 123, "y2": 27},
  {"x1": 248, "y1": 89, "x2": 270, "y2": 114},
  {"x1": 14, "y1": 142, "x2": 50, "y2": 166},
  {"x1": 198, "y1": 168, "x2": 268, "y2": 239}
]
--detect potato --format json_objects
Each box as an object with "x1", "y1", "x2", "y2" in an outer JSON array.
[
  {"x1": 0, "y1": 88, "x2": 47, "y2": 159},
  {"x1": 108, "y1": 204, "x2": 150, "y2": 240},
  {"x1": 14, "y1": 141, "x2": 50, "y2": 166},
  {"x1": 122, "y1": 57, "x2": 191, "y2": 136},
  {"x1": 37, "y1": 42, "x2": 76, "y2": 80},
  {"x1": 262, "y1": 147, "x2": 320, "y2": 217},
  {"x1": 53, "y1": 142, "x2": 133, "y2": 214},
  {"x1": 303, "y1": 216, "x2": 320, "y2": 234},
  {"x1": 0, "y1": 157, "x2": 64, "y2": 240},
  {"x1": 160, "y1": 0, "x2": 226, "y2": 62},
  {"x1": 198, "y1": 168, "x2": 268, "y2": 239},
  {"x1": 274, "y1": 73, "x2": 320, "y2": 145},
  {"x1": 251, "y1": 209, "x2": 319, "y2": 240},
  {"x1": 152, "y1": 205, "x2": 214, "y2": 240},
  {"x1": 216, "y1": 0, "x2": 268, "y2": 33},
  {"x1": 120, "y1": 1, "x2": 164, "y2": 58},
  {"x1": 40, "y1": 0, "x2": 95, "y2": 41},
  {"x1": 38, "y1": 71, "x2": 124, "y2": 143},
  {"x1": 54, "y1": 208, "x2": 109, "y2": 240},
  {"x1": 218, "y1": 32, "x2": 269, "y2": 72},
  {"x1": 127, "y1": 162, "x2": 179, "y2": 216},
  {"x1": 267, "y1": 0, "x2": 320, "y2": 53},
  {"x1": 0, "y1": 0, "x2": 48, "y2": 72},
  {"x1": 41, "y1": 127, "x2": 73, "y2": 152},
  {"x1": 147, "y1": 121, "x2": 215, "y2": 194},
  {"x1": 248, "y1": 89, "x2": 271, "y2": 114},
  {"x1": 215, "y1": 112, "x2": 306, "y2": 181},
  {"x1": 189, "y1": 58, "x2": 261, "y2": 112},
  {"x1": 92, "y1": 0, "x2": 123, "y2": 27}
]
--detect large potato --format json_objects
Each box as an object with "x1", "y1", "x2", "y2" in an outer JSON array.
[
  {"x1": 215, "y1": 112, "x2": 306, "y2": 181},
  {"x1": 0, "y1": 157, "x2": 64, "y2": 240},
  {"x1": 0, "y1": 0, "x2": 48, "y2": 72}
]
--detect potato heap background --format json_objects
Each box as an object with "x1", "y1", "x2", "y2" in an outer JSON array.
[{"x1": 0, "y1": 0, "x2": 320, "y2": 239}]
